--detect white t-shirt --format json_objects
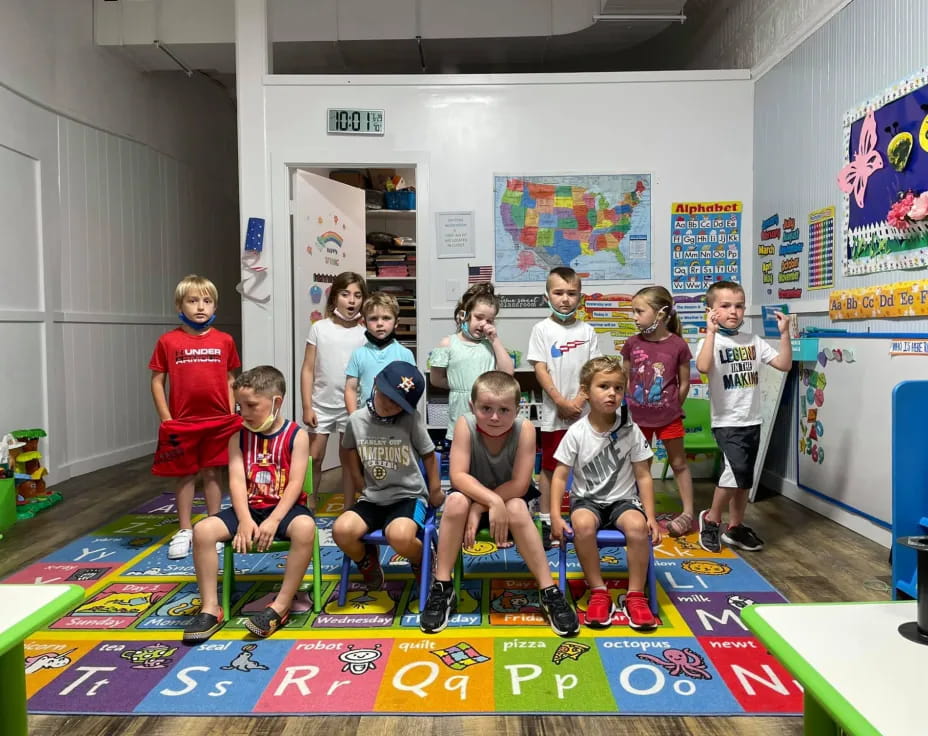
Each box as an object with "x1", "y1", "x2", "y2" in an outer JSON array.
[
  {"x1": 527, "y1": 318, "x2": 602, "y2": 431},
  {"x1": 696, "y1": 332, "x2": 778, "y2": 427},
  {"x1": 306, "y1": 318, "x2": 366, "y2": 411},
  {"x1": 553, "y1": 409, "x2": 653, "y2": 504}
]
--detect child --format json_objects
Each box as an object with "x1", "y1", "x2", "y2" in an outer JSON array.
[
  {"x1": 550, "y1": 356, "x2": 661, "y2": 630},
  {"x1": 419, "y1": 371, "x2": 579, "y2": 637},
  {"x1": 150, "y1": 274, "x2": 242, "y2": 559},
  {"x1": 334, "y1": 361, "x2": 442, "y2": 594},
  {"x1": 528, "y1": 266, "x2": 601, "y2": 548},
  {"x1": 429, "y1": 283, "x2": 514, "y2": 444},
  {"x1": 300, "y1": 271, "x2": 368, "y2": 510},
  {"x1": 183, "y1": 365, "x2": 315, "y2": 641},
  {"x1": 621, "y1": 285, "x2": 695, "y2": 537},
  {"x1": 695, "y1": 281, "x2": 791, "y2": 553}
]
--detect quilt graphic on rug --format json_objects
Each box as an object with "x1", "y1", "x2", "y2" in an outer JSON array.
[{"x1": 5, "y1": 493, "x2": 802, "y2": 717}]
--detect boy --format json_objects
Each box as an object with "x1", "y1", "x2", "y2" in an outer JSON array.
[
  {"x1": 150, "y1": 274, "x2": 241, "y2": 559},
  {"x1": 695, "y1": 281, "x2": 791, "y2": 553},
  {"x1": 334, "y1": 361, "x2": 443, "y2": 594},
  {"x1": 420, "y1": 371, "x2": 580, "y2": 637},
  {"x1": 550, "y1": 357, "x2": 661, "y2": 630},
  {"x1": 344, "y1": 294, "x2": 415, "y2": 469},
  {"x1": 183, "y1": 366, "x2": 315, "y2": 642},
  {"x1": 527, "y1": 267, "x2": 601, "y2": 548}
]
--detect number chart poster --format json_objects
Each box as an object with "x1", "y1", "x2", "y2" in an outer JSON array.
[
  {"x1": 669, "y1": 202, "x2": 742, "y2": 293},
  {"x1": 807, "y1": 207, "x2": 835, "y2": 290},
  {"x1": 840, "y1": 66, "x2": 928, "y2": 275}
]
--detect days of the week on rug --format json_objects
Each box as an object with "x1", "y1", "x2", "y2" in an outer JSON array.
[{"x1": 8, "y1": 494, "x2": 802, "y2": 716}]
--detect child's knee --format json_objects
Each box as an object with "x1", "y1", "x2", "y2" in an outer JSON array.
[
  {"x1": 332, "y1": 514, "x2": 363, "y2": 543},
  {"x1": 289, "y1": 515, "x2": 316, "y2": 541},
  {"x1": 504, "y1": 498, "x2": 529, "y2": 518},
  {"x1": 443, "y1": 492, "x2": 471, "y2": 518}
]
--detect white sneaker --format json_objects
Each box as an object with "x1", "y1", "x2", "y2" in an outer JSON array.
[
  {"x1": 216, "y1": 542, "x2": 225, "y2": 555},
  {"x1": 168, "y1": 529, "x2": 193, "y2": 559}
]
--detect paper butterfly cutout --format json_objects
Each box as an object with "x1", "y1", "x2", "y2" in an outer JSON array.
[{"x1": 837, "y1": 108, "x2": 883, "y2": 208}]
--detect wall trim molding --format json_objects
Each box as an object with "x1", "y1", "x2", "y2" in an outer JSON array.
[
  {"x1": 761, "y1": 469, "x2": 891, "y2": 548},
  {"x1": 58, "y1": 440, "x2": 156, "y2": 481}
]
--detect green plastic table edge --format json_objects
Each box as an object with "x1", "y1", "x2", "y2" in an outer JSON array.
[
  {"x1": 742, "y1": 602, "x2": 888, "y2": 736},
  {"x1": 0, "y1": 584, "x2": 84, "y2": 657}
]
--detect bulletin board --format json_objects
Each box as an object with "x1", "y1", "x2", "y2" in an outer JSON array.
[{"x1": 796, "y1": 337, "x2": 926, "y2": 527}]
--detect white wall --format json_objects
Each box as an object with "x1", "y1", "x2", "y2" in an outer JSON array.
[
  {"x1": 0, "y1": 0, "x2": 239, "y2": 481},
  {"x1": 752, "y1": 0, "x2": 928, "y2": 545},
  {"x1": 241, "y1": 71, "x2": 754, "y2": 404}
]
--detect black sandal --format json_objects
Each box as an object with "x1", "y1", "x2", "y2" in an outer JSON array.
[
  {"x1": 183, "y1": 611, "x2": 224, "y2": 643},
  {"x1": 244, "y1": 606, "x2": 289, "y2": 638}
]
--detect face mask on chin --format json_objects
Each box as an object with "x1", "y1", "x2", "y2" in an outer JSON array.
[
  {"x1": 717, "y1": 320, "x2": 743, "y2": 337},
  {"x1": 365, "y1": 329, "x2": 396, "y2": 348},
  {"x1": 178, "y1": 312, "x2": 215, "y2": 331},
  {"x1": 334, "y1": 308, "x2": 359, "y2": 323},
  {"x1": 638, "y1": 306, "x2": 667, "y2": 335},
  {"x1": 546, "y1": 295, "x2": 578, "y2": 322},
  {"x1": 366, "y1": 396, "x2": 398, "y2": 424},
  {"x1": 243, "y1": 397, "x2": 280, "y2": 433}
]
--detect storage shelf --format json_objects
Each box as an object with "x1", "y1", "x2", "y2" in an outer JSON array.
[
  {"x1": 366, "y1": 209, "x2": 416, "y2": 216},
  {"x1": 368, "y1": 276, "x2": 417, "y2": 281}
]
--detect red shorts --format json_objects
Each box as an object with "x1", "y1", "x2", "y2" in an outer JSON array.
[
  {"x1": 540, "y1": 429, "x2": 568, "y2": 472},
  {"x1": 637, "y1": 417, "x2": 685, "y2": 443},
  {"x1": 152, "y1": 415, "x2": 243, "y2": 477}
]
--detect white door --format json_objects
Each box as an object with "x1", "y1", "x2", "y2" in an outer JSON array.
[{"x1": 292, "y1": 169, "x2": 366, "y2": 470}]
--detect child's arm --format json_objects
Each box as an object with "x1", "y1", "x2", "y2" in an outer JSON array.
[
  {"x1": 768, "y1": 311, "x2": 793, "y2": 371},
  {"x1": 421, "y1": 451, "x2": 443, "y2": 507},
  {"x1": 300, "y1": 343, "x2": 318, "y2": 427},
  {"x1": 254, "y1": 429, "x2": 311, "y2": 552},
  {"x1": 449, "y1": 415, "x2": 509, "y2": 545},
  {"x1": 678, "y1": 361, "x2": 691, "y2": 404},
  {"x1": 227, "y1": 434, "x2": 259, "y2": 554},
  {"x1": 492, "y1": 420, "x2": 537, "y2": 501},
  {"x1": 342, "y1": 447, "x2": 364, "y2": 509},
  {"x1": 484, "y1": 324, "x2": 514, "y2": 374},
  {"x1": 150, "y1": 371, "x2": 171, "y2": 422},
  {"x1": 344, "y1": 376, "x2": 360, "y2": 414},
  {"x1": 428, "y1": 336, "x2": 451, "y2": 389},
  {"x1": 227, "y1": 371, "x2": 236, "y2": 414},
  {"x1": 549, "y1": 463, "x2": 573, "y2": 543},
  {"x1": 633, "y1": 460, "x2": 662, "y2": 544},
  {"x1": 695, "y1": 310, "x2": 718, "y2": 374},
  {"x1": 533, "y1": 361, "x2": 582, "y2": 421}
]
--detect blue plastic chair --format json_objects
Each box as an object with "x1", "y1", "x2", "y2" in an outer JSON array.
[
  {"x1": 556, "y1": 528, "x2": 659, "y2": 616},
  {"x1": 337, "y1": 455, "x2": 439, "y2": 609}
]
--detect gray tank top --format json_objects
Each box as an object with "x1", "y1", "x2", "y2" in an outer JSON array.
[{"x1": 462, "y1": 413, "x2": 531, "y2": 489}]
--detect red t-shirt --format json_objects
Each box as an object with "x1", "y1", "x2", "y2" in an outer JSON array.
[
  {"x1": 241, "y1": 420, "x2": 305, "y2": 509},
  {"x1": 149, "y1": 328, "x2": 241, "y2": 420}
]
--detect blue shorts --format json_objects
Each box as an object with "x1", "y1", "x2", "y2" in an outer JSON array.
[{"x1": 210, "y1": 504, "x2": 313, "y2": 540}]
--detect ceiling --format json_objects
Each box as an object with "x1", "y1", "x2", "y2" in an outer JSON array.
[{"x1": 105, "y1": 0, "x2": 747, "y2": 78}]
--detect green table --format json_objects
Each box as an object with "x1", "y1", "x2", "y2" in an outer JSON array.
[
  {"x1": 742, "y1": 601, "x2": 922, "y2": 736},
  {"x1": 0, "y1": 584, "x2": 84, "y2": 735}
]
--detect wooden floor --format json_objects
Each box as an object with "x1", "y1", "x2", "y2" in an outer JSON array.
[{"x1": 2, "y1": 456, "x2": 892, "y2": 736}]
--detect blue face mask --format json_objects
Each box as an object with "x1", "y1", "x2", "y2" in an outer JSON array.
[
  {"x1": 458, "y1": 313, "x2": 487, "y2": 342},
  {"x1": 546, "y1": 294, "x2": 578, "y2": 322},
  {"x1": 178, "y1": 312, "x2": 215, "y2": 331},
  {"x1": 717, "y1": 321, "x2": 743, "y2": 337}
]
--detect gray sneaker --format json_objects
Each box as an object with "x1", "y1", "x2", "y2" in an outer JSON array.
[
  {"x1": 698, "y1": 510, "x2": 721, "y2": 553},
  {"x1": 722, "y1": 524, "x2": 765, "y2": 551}
]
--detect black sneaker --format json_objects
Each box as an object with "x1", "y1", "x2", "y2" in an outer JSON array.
[
  {"x1": 539, "y1": 585, "x2": 579, "y2": 637},
  {"x1": 420, "y1": 580, "x2": 456, "y2": 634},
  {"x1": 182, "y1": 611, "x2": 223, "y2": 643},
  {"x1": 698, "y1": 510, "x2": 721, "y2": 553},
  {"x1": 357, "y1": 544, "x2": 384, "y2": 590},
  {"x1": 722, "y1": 524, "x2": 765, "y2": 551}
]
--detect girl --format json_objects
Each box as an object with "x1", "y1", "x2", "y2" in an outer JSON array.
[
  {"x1": 429, "y1": 283, "x2": 514, "y2": 444},
  {"x1": 621, "y1": 286, "x2": 695, "y2": 537},
  {"x1": 300, "y1": 271, "x2": 369, "y2": 509}
]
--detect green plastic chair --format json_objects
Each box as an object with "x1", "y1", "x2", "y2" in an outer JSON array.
[
  {"x1": 222, "y1": 458, "x2": 322, "y2": 619},
  {"x1": 661, "y1": 397, "x2": 722, "y2": 480},
  {"x1": 452, "y1": 518, "x2": 543, "y2": 601}
]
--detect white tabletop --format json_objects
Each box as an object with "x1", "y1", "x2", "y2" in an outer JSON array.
[
  {"x1": 0, "y1": 584, "x2": 82, "y2": 653},
  {"x1": 751, "y1": 601, "x2": 924, "y2": 736}
]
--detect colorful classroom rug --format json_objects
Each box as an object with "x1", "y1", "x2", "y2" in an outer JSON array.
[{"x1": 5, "y1": 491, "x2": 802, "y2": 717}]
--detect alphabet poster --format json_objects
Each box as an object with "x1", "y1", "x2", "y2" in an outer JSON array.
[{"x1": 670, "y1": 202, "x2": 742, "y2": 293}]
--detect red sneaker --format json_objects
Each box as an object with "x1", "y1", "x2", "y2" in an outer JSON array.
[
  {"x1": 623, "y1": 591, "x2": 657, "y2": 630},
  {"x1": 585, "y1": 588, "x2": 615, "y2": 629}
]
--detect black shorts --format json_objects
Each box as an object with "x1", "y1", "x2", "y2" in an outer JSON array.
[
  {"x1": 713, "y1": 424, "x2": 761, "y2": 489},
  {"x1": 448, "y1": 485, "x2": 540, "y2": 530},
  {"x1": 349, "y1": 497, "x2": 427, "y2": 533},
  {"x1": 211, "y1": 504, "x2": 313, "y2": 540},
  {"x1": 570, "y1": 496, "x2": 646, "y2": 530}
]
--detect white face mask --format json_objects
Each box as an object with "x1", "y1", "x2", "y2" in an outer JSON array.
[
  {"x1": 333, "y1": 308, "x2": 359, "y2": 322},
  {"x1": 639, "y1": 306, "x2": 668, "y2": 335},
  {"x1": 243, "y1": 397, "x2": 280, "y2": 433}
]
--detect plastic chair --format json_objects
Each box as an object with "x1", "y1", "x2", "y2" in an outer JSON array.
[
  {"x1": 452, "y1": 518, "x2": 543, "y2": 601},
  {"x1": 338, "y1": 455, "x2": 439, "y2": 609},
  {"x1": 661, "y1": 397, "x2": 721, "y2": 480},
  {"x1": 222, "y1": 458, "x2": 322, "y2": 619},
  {"x1": 557, "y1": 528, "x2": 659, "y2": 616}
]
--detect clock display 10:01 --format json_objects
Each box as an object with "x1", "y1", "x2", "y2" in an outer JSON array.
[{"x1": 327, "y1": 109, "x2": 384, "y2": 135}]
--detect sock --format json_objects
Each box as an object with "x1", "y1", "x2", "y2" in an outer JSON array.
[
  {"x1": 537, "y1": 513, "x2": 551, "y2": 523},
  {"x1": 433, "y1": 579, "x2": 451, "y2": 591},
  {"x1": 541, "y1": 584, "x2": 559, "y2": 595},
  {"x1": 591, "y1": 585, "x2": 608, "y2": 593}
]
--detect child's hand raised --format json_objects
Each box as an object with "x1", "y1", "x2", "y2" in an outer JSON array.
[
  {"x1": 773, "y1": 310, "x2": 790, "y2": 335},
  {"x1": 482, "y1": 323, "x2": 499, "y2": 342},
  {"x1": 705, "y1": 308, "x2": 719, "y2": 334}
]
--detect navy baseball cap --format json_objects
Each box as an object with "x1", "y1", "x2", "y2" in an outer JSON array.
[{"x1": 374, "y1": 361, "x2": 425, "y2": 414}]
